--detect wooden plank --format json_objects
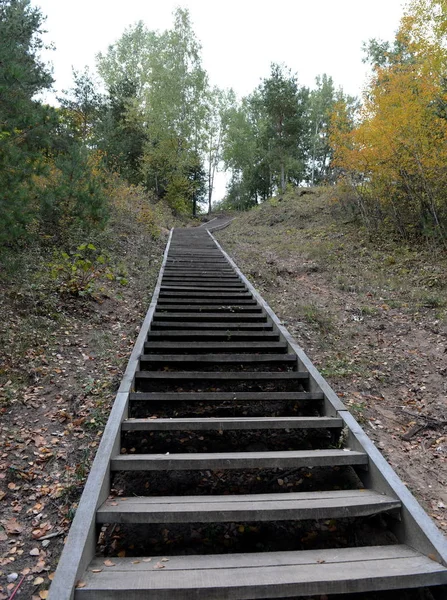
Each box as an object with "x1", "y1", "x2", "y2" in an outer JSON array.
[
  {"x1": 122, "y1": 416, "x2": 341, "y2": 430},
  {"x1": 155, "y1": 305, "x2": 263, "y2": 312},
  {"x1": 128, "y1": 391, "x2": 323, "y2": 402},
  {"x1": 139, "y1": 354, "x2": 296, "y2": 365},
  {"x1": 146, "y1": 331, "x2": 281, "y2": 340},
  {"x1": 156, "y1": 298, "x2": 257, "y2": 304},
  {"x1": 135, "y1": 371, "x2": 308, "y2": 381},
  {"x1": 111, "y1": 449, "x2": 368, "y2": 471},
  {"x1": 96, "y1": 489, "x2": 401, "y2": 524},
  {"x1": 76, "y1": 546, "x2": 447, "y2": 598},
  {"x1": 150, "y1": 322, "x2": 273, "y2": 331},
  {"x1": 163, "y1": 270, "x2": 236, "y2": 275},
  {"x1": 162, "y1": 283, "x2": 246, "y2": 292},
  {"x1": 152, "y1": 312, "x2": 267, "y2": 322},
  {"x1": 143, "y1": 341, "x2": 288, "y2": 352},
  {"x1": 162, "y1": 276, "x2": 242, "y2": 282},
  {"x1": 159, "y1": 291, "x2": 252, "y2": 298}
]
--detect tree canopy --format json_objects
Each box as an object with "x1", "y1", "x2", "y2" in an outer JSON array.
[{"x1": 331, "y1": 0, "x2": 447, "y2": 240}]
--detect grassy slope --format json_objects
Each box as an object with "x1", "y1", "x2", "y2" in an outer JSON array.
[{"x1": 216, "y1": 187, "x2": 447, "y2": 532}]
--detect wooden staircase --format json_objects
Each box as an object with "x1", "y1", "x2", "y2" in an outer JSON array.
[{"x1": 49, "y1": 222, "x2": 447, "y2": 599}]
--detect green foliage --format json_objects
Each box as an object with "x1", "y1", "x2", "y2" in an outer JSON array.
[
  {"x1": 97, "y1": 8, "x2": 209, "y2": 215},
  {"x1": 58, "y1": 67, "x2": 105, "y2": 143},
  {"x1": 221, "y1": 64, "x2": 353, "y2": 210},
  {"x1": 0, "y1": 0, "x2": 55, "y2": 245},
  {"x1": 98, "y1": 77, "x2": 147, "y2": 185},
  {"x1": 49, "y1": 243, "x2": 127, "y2": 297},
  {"x1": 39, "y1": 146, "x2": 109, "y2": 239},
  {"x1": 0, "y1": 1, "x2": 111, "y2": 250},
  {"x1": 308, "y1": 75, "x2": 357, "y2": 185}
]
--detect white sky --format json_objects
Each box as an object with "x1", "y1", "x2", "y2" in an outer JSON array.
[{"x1": 32, "y1": 0, "x2": 406, "y2": 200}]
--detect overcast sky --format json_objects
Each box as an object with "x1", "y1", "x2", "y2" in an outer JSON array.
[
  {"x1": 32, "y1": 0, "x2": 406, "y2": 200},
  {"x1": 34, "y1": 0, "x2": 405, "y2": 98}
]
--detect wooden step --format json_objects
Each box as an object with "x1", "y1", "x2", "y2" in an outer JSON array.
[
  {"x1": 143, "y1": 341, "x2": 288, "y2": 353},
  {"x1": 162, "y1": 277, "x2": 242, "y2": 283},
  {"x1": 139, "y1": 354, "x2": 296, "y2": 367},
  {"x1": 155, "y1": 305, "x2": 263, "y2": 312},
  {"x1": 135, "y1": 371, "x2": 308, "y2": 382},
  {"x1": 159, "y1": 291, "x2": 252, "y2": 298},
  {"x1": 146, "y1": 331, "x2": 280, "y2": 341},
  {"x1": 160, "y1": 286, "x2": 248, "y2": 292},
  {"x1": 163, "y1": 270, "x2": 236, "y2": 276},
  {"x1": 122, "y1": 416, "x2": 342, "y2": 431},
  {"x1": 128, "y1": 391, "x2": 323, "y2": 402},
  {"x1": 150, "y1": 322, "x2": 273, "y2": 331},
  {"x1": 97, "y1": 489, "x2": 401, "y2": 524},
  {"x1": 75, "y1": 545, "x2": 447, "y2": 599},
  {"x1": 157, "y1": 298, "x2": 257, "y2": 304},
  {"x1": 152, "y1": 312, "x2": 267, "y2": 322},
  {"x1": 111, "y1": 449, "x2": 367, "y2": 471},
  {"x1": 166, "y1": 260, "x2": 229, "y2": 265},
  {"x1": 161, "y1": 282, "x2": 246, "y2": 288}
]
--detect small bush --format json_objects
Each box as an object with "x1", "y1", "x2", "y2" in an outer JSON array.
[{"x1": 49, "y1": 243, "x2": 127, "y2": 297}]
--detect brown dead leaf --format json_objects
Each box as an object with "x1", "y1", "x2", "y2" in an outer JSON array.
[
  {"x1": 33, "y1": 576, "x2": 45, "y2": 585},
  {"x1": 39, "y1": 592, "x2": 49, "y2": 599},
  {"x1": 142, "y1": 558, "x2": 152, "y2": 563},
  {"x1": 33, "y1": 560, "x2": 46, "y2": 573},
  {"x1": 104, "y1": 560, "x2": 115, "y2": 567},
  {"x1": 4, "y1": 517, "x2": 23, "y2": 535},
  {"x1": 117, "y1": 550, "x2": 126, "y2": 557},
  {"x1": 154, "y1": 562, "x2": 165, "y2": 569},
  {"x1": 34, "y1": 435, "x2": 46, "y2": 447},
  {"x1": 75, "y1": 581, "x2": 86, "y2": 588},
  {"x1": 90, "y1": 569, "x2": 102, "y2": 573}
]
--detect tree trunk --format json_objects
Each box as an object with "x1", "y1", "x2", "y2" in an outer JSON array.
[{"x1": 280, "y1": 162, "x2": 285, "y2": 193}]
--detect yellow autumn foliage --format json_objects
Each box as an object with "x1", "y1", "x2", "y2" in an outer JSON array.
[{"x1": 330, "y1": 0, "x2": 447, "y2": 240}]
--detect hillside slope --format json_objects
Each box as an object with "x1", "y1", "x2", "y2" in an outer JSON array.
[{"x1": 216, "y1": 188, "x2": 447, "y2": 534}]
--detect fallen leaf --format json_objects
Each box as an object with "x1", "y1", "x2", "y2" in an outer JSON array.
[
  {"x1": 33, "y1": 560, "x2": 46, "y2": 573},
  {"x1": 91, "y1": 569, "x2": 102, "y2": 573},
  {"x1": 33, "y1": 576, "x2": 45, "y2": 585},
  {"x1": 4, "y1": 518, "x2": 23, "y2": 535},
  {"x1": 104, "y1": 560, "x2": 115, "y2": 567},
  {"x1": 39, "y1": 592, "x2": 49, "y2": 599},
  {"x1": 142, "y1": 558, "x2": 152, "y2": 563},
  {"x1": 154, "y1": 562, "x2": 165, "y2": 569},
  {"x1": 75, "y1": 581, "x2": 86, "y2": 589},
  {"x1": 117, "y1": 550, "x2": 126, "y2": 557}
]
